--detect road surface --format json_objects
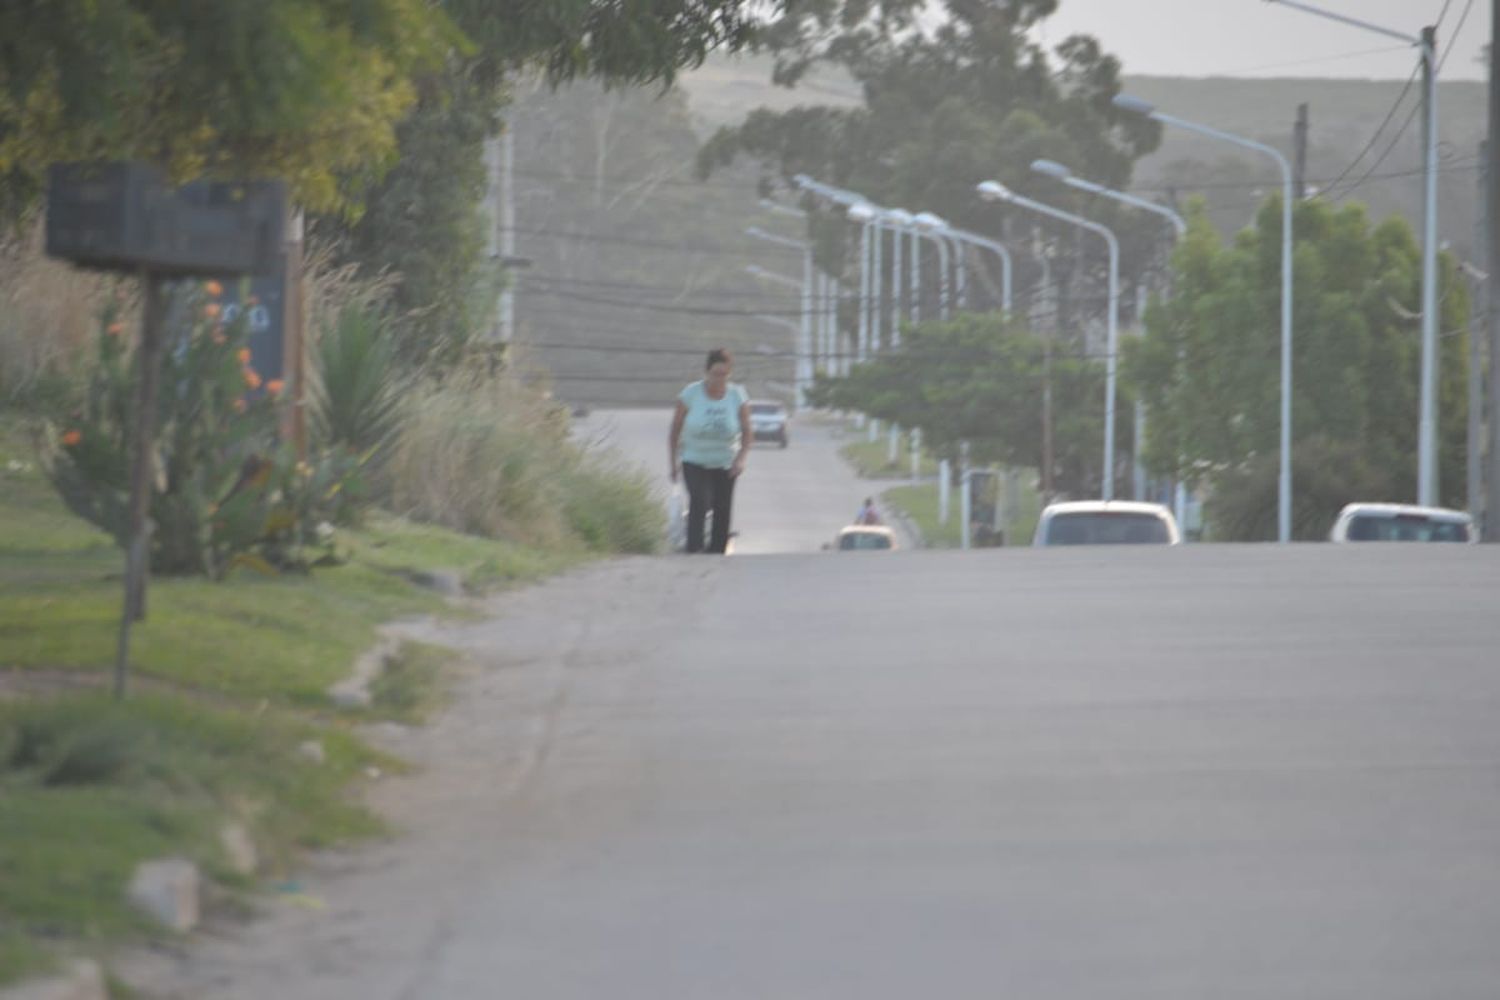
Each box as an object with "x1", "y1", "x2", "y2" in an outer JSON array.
[
  {"x1": 575, "y1": 408, "x2": 908, "y2": 553},
  {"x1": 123, "y1": 435, "x2": 1500, "y2": 998}
]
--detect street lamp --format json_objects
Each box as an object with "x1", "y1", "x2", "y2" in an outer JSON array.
[
  {"x1": 1263, "y1": 0, "x2": 1441, "y2": 509},
  {"x1": 912, "y1": 213, "x2": 954, "y2": 321},
  {"x1": 1114, "y1": 93, "x2": 1295, "y2": 543},
  {"x1": 1031, "y1": 159, "x2": 1187, "y2": 506},
  {"x1": 1032, "y1": 159, "x2": 1186, "y2": 236},
  {"x1": 978, "y1": 179, "x2": 1122, "y2": 500}
]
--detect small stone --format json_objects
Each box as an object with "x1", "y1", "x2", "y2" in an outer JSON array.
[
  {"x1": 297, "y1": 740, "x2": 327, "y2": 765},
  {"x1": 219, "y1": 822, "x2": 258, "y2": 877},
  {"x1": 328, "y1": 685, "x2": 372, "y2": 709},
  {"x1": 0, "y1": 958, "x2": 106, "y2": 1000},
  {"x1": 364, "y1": 766, "x2": 382, "y2": 780},
  {"x1": 127, "y1": 859, "x2": 200, "y2": 932}
]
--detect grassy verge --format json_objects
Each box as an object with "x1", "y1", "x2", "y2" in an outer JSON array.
[
  {"x1": 881, "y1": 483, "x2": 963, "y2": 548},
  {"x1": 881, "y1": 472, "x2": 1043, "y2": 549},
  {"x1": 839, "y1": 437, "x2": 939, "y2": 480},
  {"x1": 0, "y1": 421, "x2": 588, "y2": 985}
]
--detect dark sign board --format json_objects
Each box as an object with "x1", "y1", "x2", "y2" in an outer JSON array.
[{"x1": 46, "y1": 162, "x2": 285, "y2": 277}]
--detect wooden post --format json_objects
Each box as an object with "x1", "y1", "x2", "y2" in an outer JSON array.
[
  {"x1": 113, "y1": 270, "x2": 167, "y2": 699},
  {"x1": 281, "y1": 207, "x2": 307, "y2": 457}
]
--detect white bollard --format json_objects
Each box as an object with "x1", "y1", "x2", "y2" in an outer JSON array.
[
  {"x1": 887, "y1": 424, "x2": 900, "y2": 464},
  {"x1": 910, "y1": 428, "x2": 922, "y2": 481},
  {"x1": 938, "y1": 459, "x2": 951, "y2": 526}
]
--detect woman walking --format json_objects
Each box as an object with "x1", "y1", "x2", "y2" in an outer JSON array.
[{"x1": 669, "y1": 349, "x2": 751, "y2": 554}]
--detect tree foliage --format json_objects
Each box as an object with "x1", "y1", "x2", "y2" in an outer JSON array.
[
  {"x1": 1125, "y1": 195, "x2": 1471, "y2": 539},
  {"x1": 0, "y1": 0, "x2": 775, "y2": 219},
  {"x1": 809, "y1": 312, "x2": 1115, "y2": 496},
  {"x1": 697, "y1": 1, "x2": 1162, "y2": 275}
]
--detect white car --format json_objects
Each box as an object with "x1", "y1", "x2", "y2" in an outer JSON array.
[
  {"x1": 748, "y1": 400, "x2": 789, "y2": 448},
  {"x1": 1329, "y1": 502, "x2": 1475, "y2": 543},
  {"x1": 830, "y1": 525, "x2": 897, "y2": 551},
  {"x1": 1033, "y1": 500, "x2": 1181, "y2": 546}
]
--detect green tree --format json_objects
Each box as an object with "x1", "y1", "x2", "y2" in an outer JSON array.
[
  {"x1": 697, "y1": 1, "x2": 1163, "y2": 285},
  {"x1": 1125, "y1": 195, "x2": 1471, "y2": 539},
  {"x1": 809, "y1": 312, "x2": 1114, "y2": 495},
  {"x1": 0, "y1": 0, "x2": 460, "y2": 215}
]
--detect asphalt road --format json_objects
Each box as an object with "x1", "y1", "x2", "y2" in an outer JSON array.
[
  {"x1": 576, "y1": 408, "x2": 908, "y2": 553},
  {"x1": 125, "y1": 435, "x2": 1500, "y2": 999}
]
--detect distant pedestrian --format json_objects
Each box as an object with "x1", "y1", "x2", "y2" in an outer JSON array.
[
  {"x1": 669, "y1": 349, "x2": 751, "y2": 554},
  {"x1": 855, "y1": 497, "x2": 882, "y2": 526}
]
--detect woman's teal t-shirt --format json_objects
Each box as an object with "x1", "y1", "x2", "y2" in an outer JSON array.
[{"x1": 678, "y1": 380, "x2": 747, "y2": 469}]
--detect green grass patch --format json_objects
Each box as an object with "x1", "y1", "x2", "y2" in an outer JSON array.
[
  {"x1": 840, "y1": 437, "x2": 938, "y2": 480},
  {"x1": 0, "y1": 695, "x2": 385, "y2": 981},
  {"x1": 882, "y1": 483, "x2": 962, "y2": 548},
  {"x1": 367, "y1": 641, "x2": 452, "y2": 724}
]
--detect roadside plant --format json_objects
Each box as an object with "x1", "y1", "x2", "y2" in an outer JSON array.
[{"x1": 42, "y1": 282, "x2": 360, "y2": 577}]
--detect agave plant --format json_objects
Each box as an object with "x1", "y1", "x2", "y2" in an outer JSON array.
[{"x1": 312, "y1": 305, "x2": 407, "y2": 473}]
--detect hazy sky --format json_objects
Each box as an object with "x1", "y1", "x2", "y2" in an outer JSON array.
[{"x1": 1033, "y1": 0, "x2": 1490, "y2": 81}]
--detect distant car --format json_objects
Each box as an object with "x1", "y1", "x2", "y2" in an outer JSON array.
[
  {"x1": 748, "y1": 400, "x2": 789, "y2": 448},
  {"x1": 1033, "y1": 501, "x2": 1181, "y2": 546},
  {"x1": 831, "y1": 525, "x2": 897, "y2": 551},
  {"x1": 1329, "y1": 503, "x2": 1475, "y2": 543}
]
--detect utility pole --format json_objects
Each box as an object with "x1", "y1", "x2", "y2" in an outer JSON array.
[
  {"x1": 1470, "y1": 142, "x2": 1487, "y2": 523},
  {"x1": 1418, "y1": 23, "x2": 1441, "y2": 508},
  {"x1": 1487, "y1": 0, "x2": 1500, "y2": 540},
  {"x1": 1293, "y1": 103, "x2": 1309, "y2": 200}
]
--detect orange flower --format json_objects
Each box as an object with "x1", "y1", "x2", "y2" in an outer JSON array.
[
  {"x1": 61, "y1": 429, "x2": 82, "y2": 447},
  {"x1": 237, "y1": 348, "x2": 252, "y2": 364},
  {"x1": 243, "y1": 368, "x2": 262, "y2": 390},
  {"x1": 265, "y1": 379, "x2": 285, "y2": 396},
  {"x1": 233, "y1": 398, "x2": 248, "y2": 414},
  {"x1": 203, "y1": 302, "x2": 221, "y2": 320},
  {"x1": 204, "y1": 279, "x2": 223, "y2": 298},
  {"x1": 106, "y1": 322, "x2": 124, "y2": 337},
  {"x1": 211, "y1": 329, "x2": 228, "y2": 345}
]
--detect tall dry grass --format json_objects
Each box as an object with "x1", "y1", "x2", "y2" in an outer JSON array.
[
  {"x1": 385, "y1": 365, "x2": 661, "y2": 553},
  {"x1": 0, "y1": 220, "x2": 129, "y2": 407}
]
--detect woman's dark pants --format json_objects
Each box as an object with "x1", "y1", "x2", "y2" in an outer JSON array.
[{"x1": 682, "y1": 461, "x2": 735, "y2": 554}]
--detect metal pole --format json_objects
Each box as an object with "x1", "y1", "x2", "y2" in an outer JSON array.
[
  {"x1": 909, "y1": 229, "x2": 921, "y2": 324},
  {"x1": 952, "y1": 240, "x2": 969, "y2": 311},
  {"x1": 960, "y1": 442, "x2": 972, "y2": 550},
  {"x1": 800, "y1": 249, "x2": 814, "y2": 408},
  {"x1": 1488, "y1": 0, "x2": 1500, "y2": 541},
  {"x1": 891, "y1": 222, "x2": 904, "y2": 348},
  {"x1": 1103, "y1": 229, "x2": 1120, "y2": 501},
  {"x1": 871, "y1": 221, "x2": 884, "y2": 356},
  {"x1": 935, "y1": 236, "x2": 951, "y2": 321},
  {"x1": 939, "y1": 458, "x2": 951, "y2": 525},
  {"x1": 1134, "y1": 282, "x2": 1149, "y2": 500},
  {"x1": 858, "y1": 220, "x2": 871, "y2": 365},
  {"x1": 1470, "y1": 143, "x2": 1487, "y2": 522},
  {"x1": 1125, "y1": 106, "x2": 1295, "y2": 541},
  {"x1": 1418, "y1": 26, "x2": 1441, "y2": 507}
]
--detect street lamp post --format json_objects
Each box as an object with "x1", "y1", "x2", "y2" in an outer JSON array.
[
  {"x1": 978, "y1": 180, "x2": 1122, "y2": 501},
  {"x1": 1031, "y1": 159, "x2": 1188, "y2": 506},
  {"x1": 914, "y1": 213, "x2": 955, "y2": 321},
  {"x1": 1264, "y1": 0, "x2": 1441, "y2": 508},
  {"x1": 1114, "y1": 93, "x2": 1295, "y2": 542}
]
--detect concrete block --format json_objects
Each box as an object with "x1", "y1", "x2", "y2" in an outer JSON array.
[
  {"x1": 126, "y1": 859, "x2": 199, "y2": 932},
  {"x1": 219, "y1": 822, "x2": 258, "y2": 877}
]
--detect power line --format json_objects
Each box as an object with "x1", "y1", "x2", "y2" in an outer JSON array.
[
  {"x1": 1316, "y1": 58, "x2": 1423, "y2": 200},
  {"x1": 1325, "y1": 3, "x2": 1478, "y2": 202}
]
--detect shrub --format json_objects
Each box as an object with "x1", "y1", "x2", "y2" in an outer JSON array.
[
  {"x1": 41, "y1": 284, "x2": 359, "y2": 577},
  {"x1": 386, "y1": 366, "x2": 660, "y2": 553},
  {"x1": 313, "y1": 305, "x2": 407, "y2": 509}
]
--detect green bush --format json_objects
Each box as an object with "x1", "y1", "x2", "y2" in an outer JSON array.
[
  {"x1": 313, "y1": 305, "x2": 407, "y2": 475},
  {"x1": 40, "y1": 285, "x2": 360, "y2": 577}
]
